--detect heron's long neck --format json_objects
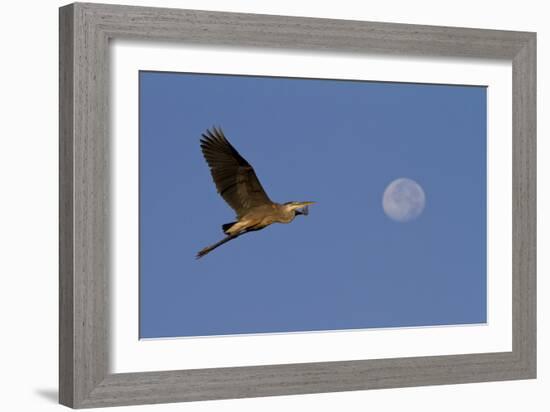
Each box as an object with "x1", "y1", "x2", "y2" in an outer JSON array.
[{"x1": 277, "y1": 204, "x2": 296, "y2": 222}]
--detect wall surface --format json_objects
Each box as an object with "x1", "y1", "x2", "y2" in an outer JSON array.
[{"x1": 0, "y1": 0, "x2": 546, "y2": 411}]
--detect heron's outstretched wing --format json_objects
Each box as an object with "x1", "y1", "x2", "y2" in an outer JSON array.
[{"x1": 200, "y1": 127, "x2": 272, "y2": 217}]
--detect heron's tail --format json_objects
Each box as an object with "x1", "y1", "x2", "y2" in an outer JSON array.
[{"x1": 221, "y1": 222, "x2": 237, "y2": 234}]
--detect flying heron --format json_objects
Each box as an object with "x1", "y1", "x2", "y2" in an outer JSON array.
[{"x1": 196, "y1": 127, "x2": 314, "y2": 258}]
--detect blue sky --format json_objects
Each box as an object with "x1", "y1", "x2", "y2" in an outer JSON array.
[{"x1": 139, "y1": 71, "x2": 487, "y2": 338}]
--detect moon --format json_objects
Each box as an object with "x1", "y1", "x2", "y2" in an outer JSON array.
[{"x1": 382, "y1": 178, "x2": 426, "y2": 222}]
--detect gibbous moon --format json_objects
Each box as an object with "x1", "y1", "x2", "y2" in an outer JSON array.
[{"x1": 382, "y1": 178, "x2": 426, "y2": 222}]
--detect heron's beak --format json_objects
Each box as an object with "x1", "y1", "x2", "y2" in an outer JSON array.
[
  {"x1": 294, "y1": 201, "x2": 315, "y2": 216},
  {"x1": 296, "y1": 201, "x2": 315, "y2": 207}
]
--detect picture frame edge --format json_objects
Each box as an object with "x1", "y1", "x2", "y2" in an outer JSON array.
[{"x1": 58, "y1": 2, "x2": 537, "y2": 408}]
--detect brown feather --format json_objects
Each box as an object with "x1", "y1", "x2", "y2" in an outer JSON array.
[{"x1": 200, "y1": 127, "x2": 272, "y2": 217}]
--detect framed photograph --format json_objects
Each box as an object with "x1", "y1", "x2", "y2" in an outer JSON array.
[{"x1": 59, "y1": 2, "x2": 536, "y2": 408}]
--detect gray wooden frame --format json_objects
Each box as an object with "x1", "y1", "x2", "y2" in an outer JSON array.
[{"x1": 59, "y1": 2, "x2": 536, "y2": 408}]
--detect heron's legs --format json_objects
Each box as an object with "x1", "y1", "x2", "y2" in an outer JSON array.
[{"x1": 196, "y1": 226, "x2": 267, "y2": 259}]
